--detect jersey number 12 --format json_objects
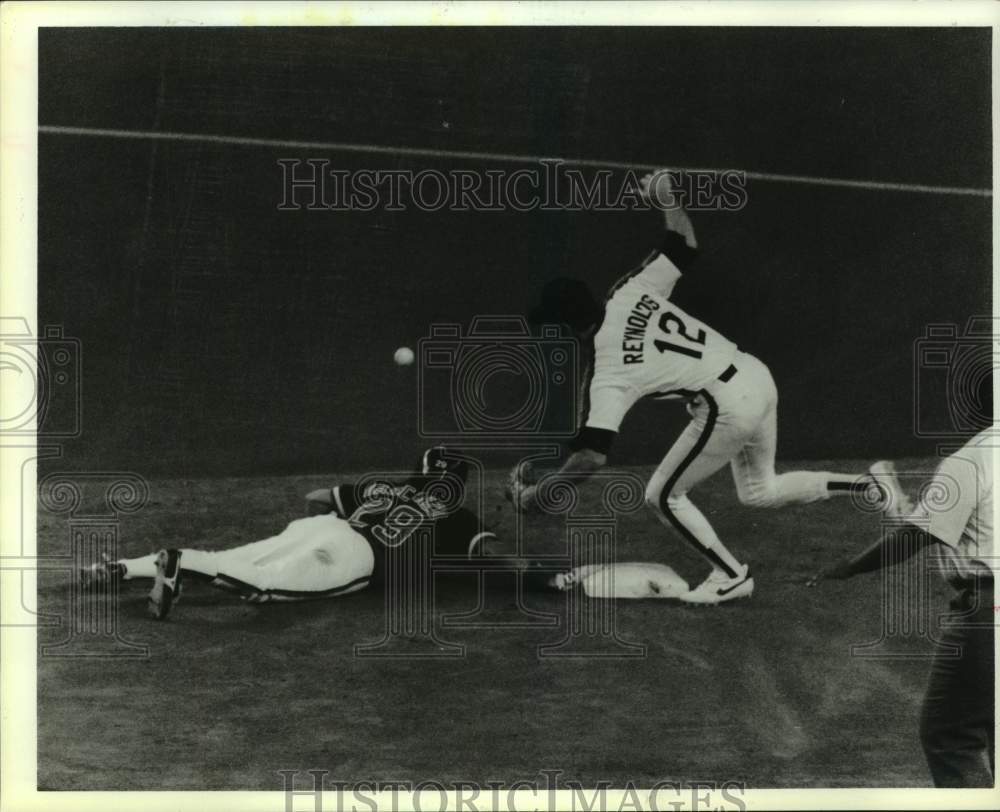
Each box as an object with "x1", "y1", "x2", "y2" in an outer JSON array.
[{"x1": 653, "y1": 312, "x2": 706, "y2": 359}]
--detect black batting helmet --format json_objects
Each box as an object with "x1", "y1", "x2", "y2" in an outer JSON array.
[{"x1": 417, "y1": 445, "x2": 470, "y2": 483}]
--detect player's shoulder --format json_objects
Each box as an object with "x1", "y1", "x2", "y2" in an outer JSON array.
[
  {"x1": 957, "y1": 431, "x2": 995, "y2": 485},
  {"x1": 604, "y1": 264, "x2": 655, "y2": 304},
  {"x1": 935, "y1": 438, "x2": 991, "y2": 499}
]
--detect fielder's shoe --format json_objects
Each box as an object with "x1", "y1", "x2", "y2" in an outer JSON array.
[
  {"x1": 681, "y1": 564, "x2": 754, "y2": 605},
  {"x1": 147, "y1": 549, "x2": 183, "y2": 620},
  {"x1": 80, "y1": 553, "x2": 125, "y2": 590},
  {"x1": 869, "y1": 460, "x2": 915, "y2": 519}
]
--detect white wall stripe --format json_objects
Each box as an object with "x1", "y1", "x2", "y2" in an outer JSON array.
[{"x1": 39, "y1": 124, "x2": 992, "y2": 198}]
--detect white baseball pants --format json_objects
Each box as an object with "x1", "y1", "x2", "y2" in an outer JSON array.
[
  {"x1": 122, "y1": 514, "x2": 374, "y2": 601},
  {"x1": 644, "y1": 352, "x2": 868, "y2": 577}
]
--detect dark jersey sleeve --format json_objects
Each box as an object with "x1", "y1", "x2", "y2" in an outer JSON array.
[
  {"x1": 570, "y1": 425, "x2": 616, "y2": 456},
  {"x1": 327, "y1": 483, "x2": 361, "y2": 518},
  {"x1": 632, "y1": 200, "x2": 699, "y2": 276},
  {"x1": 432, "y1": 507, "x2": 496, "y2": 557},
  {"x1": 658, "y1": 230, "x2": 699, "y2": 272}
]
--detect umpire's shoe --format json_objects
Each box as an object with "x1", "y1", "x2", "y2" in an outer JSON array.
[
  {"x1": 681, "y1": 564, "x2": 754, "y2": 605},
  {"x1": 148, "y1": 549, "x2": 183, "y2": 620}
]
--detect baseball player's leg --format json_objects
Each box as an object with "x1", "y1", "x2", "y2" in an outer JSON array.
[
  {"x1": 115, "y1": 516, "x2": 374, "y2": 607},
  {"x1": 112, "y1": 547, "x2": 221, "y2": 620},
  {"x1": 256, "y1": 523, "x2": 374, "y2": 601},
  {"x1": 115, "y1": 532, "x2": 293, "y2": 586},
  {"x1": 730, "y1": 359, "x2": 873, "y2": 508},
  {"x1": 113, "y1": 535, "x2": 297, "y2": 618},
  {"x1": 206, "y1": 516, "x2": 374, "y2": 601},
  {"x1": 645, "y1": 402, "x2": 748, "y2": 581}
]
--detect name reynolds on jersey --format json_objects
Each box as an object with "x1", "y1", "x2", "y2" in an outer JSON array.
[{"x1": 622, "y1": 293, "x2": 661, "y2": 364}]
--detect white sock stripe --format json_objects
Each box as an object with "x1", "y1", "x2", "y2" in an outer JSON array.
[{"x1": 38, "y1": 125, "x2": 992, "y2": 198}]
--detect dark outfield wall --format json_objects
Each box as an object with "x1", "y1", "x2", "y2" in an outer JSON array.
[{"x1": 38, "y1": 28, "x2": 991, "y2": 475}]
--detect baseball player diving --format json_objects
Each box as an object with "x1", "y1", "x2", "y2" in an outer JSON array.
[
  {"x1": 80, "y1": 447, "x2": 497, "y2": 619},
  {"x1": 81, "y1": 445, "x2": 691, "y2": 619},
  {"x1": 509, "y1": 169, "x2": 887, "y2": 605}
]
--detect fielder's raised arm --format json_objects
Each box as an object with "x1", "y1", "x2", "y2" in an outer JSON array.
[
  {"x1": 509, "y1": 169, "x2": 703, "y2": 512},
  {"x1": 641, "y1": 169, "x2": 699, "y2": 269},
  {"x1": 511, "y1": 167, "x2": 879, "y2": 606}
]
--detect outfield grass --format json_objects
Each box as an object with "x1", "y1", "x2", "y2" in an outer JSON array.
[{"x1": 37, "y1": 459, "x2": 949, "y2": 789}]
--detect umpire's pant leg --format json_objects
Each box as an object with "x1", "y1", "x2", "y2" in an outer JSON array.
[{"x1": 919, "y1": 586, "x2": 995, "y2": 787}]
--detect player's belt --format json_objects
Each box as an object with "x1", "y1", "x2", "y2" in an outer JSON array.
[{"x1": 717, "y1": 364, "x2": 738, "y2": 383}]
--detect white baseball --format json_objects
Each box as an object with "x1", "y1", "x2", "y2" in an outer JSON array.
[{"x1": 394, "y1": 346, "x2": 415, "y2": 366}]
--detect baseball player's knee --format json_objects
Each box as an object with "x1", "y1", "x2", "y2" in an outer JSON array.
[
  {"x1": 663, "y1": 492, "x2": 691, "y2": 514},
  {"x1": 644, "y1": 479, "x2": 675, "y2": 514},
  {"x1": 644, "y1": 478, "x2": 662, "y2": 510},
  {"x1": 646, "y1": 485, "x2": 688, "y2": 515},
  {"x1": 737, "y1": 481, "x2": 779, "y2": 508}
]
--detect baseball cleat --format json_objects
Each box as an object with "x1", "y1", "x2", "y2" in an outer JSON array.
[
  {"x1": 869, "y1": 460, "x2": 915, "y2": 519},
  {"x1": 80, "y1": 553, "x2": 125, "y2": 590},
  {"x1": 681, "y1": 564, "x2": 754, "y2": 605},
  {"x1": 147, "y1": 549, "x2": 183, "y2": 620}
]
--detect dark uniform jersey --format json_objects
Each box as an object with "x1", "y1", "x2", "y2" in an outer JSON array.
[{"x1": 326, "y1": 476, "x2": 494, "y2": 580}]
